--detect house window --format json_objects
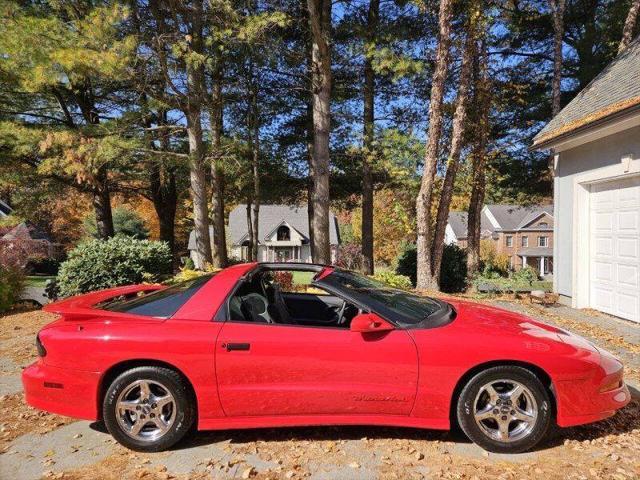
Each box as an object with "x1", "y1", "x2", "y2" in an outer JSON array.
[
  {"x1": 277, "y1": 225, "x2": 291, "y2": 241},
  {"x1": 538, "y1": 236, "x2": 548, "y2": 247},
  {"x1": 521, "y1": 236, "x2": 528, "y2": 247},
  {"x1": 539, "y1": 222, "x2": 548, "y2": 227},
  {"x1": 505, "y1": 235, "x2": 513, "y2": 247}
]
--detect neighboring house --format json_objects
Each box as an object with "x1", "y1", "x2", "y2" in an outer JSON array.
[
  {"x1": 0, "y1": 199, "x2": 12, "y2": 219},
  {"x1": 532, "y1": 36, "x2": 640, "y2": 323},
  {"x1": 446, "y1": 204, "x2": 554, "y2": 277},
  {"x1": 188, "y1": 204, "x2": 340, "y2": 268}
]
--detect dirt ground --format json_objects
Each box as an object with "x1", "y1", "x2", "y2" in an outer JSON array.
[{"x1": 0, "y1": 307, "x2": 639, "y2": 480}]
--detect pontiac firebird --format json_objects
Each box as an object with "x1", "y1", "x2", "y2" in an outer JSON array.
[{"x1": 22, "y1": 262, "x2": 630, "y2": 453}]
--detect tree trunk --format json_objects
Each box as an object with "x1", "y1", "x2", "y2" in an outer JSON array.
[
  {"x1": 306, "y1": 81, "x2": 315, "y2": 260},
  {"x1": 431, "y1": 25, "x2": 477, "y2": 285},
  {"x1": 246, "y1": 200, "x2": 254, "y2": 262},
  {"x1": 93, "y1": 166, "x2": 114, "y2": 239},
  {"x1": 550, "y1": 0, "x2": 565, "y2": 117},
  {"x1": 619, "y1": 0, "x2": 640, "y2": 54},
  {"x1": 307, "y1": 0, "x2": 332, "y2": 264},
  {"x1": 250, "y1": 86, "x2": 260, "y2": 263},
  {"x1": 415, "y1": 0, "x2": 453, "y2": 290},
  {"x1": 185, "y1": 0, "x2": 212, "y2": 266},
  {"x1": 209, "y1": 59, "x2": 228, "y2": 267},
  {"x1": 361, "y1": 0, "x2": 379, "y2": 275},
  {"x1": 467, "y1": 40, "x2": 490, "y2": 278}
]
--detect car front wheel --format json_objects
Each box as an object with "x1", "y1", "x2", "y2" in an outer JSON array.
[
  {"x1": 103, "y1": 366, "x2": 195, "y2": 452},
  {"x1": 456, "y1": 365, "x2": 552, "y2": 453}
]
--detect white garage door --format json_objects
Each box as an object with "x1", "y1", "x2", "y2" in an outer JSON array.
[{"x1": 590, "y1": 176, "x2": 640, "y2": 322}]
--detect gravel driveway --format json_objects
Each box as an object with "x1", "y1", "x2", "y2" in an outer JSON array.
[{"x1": 1, "y1": 305, "x2": 639, "y2": 480}]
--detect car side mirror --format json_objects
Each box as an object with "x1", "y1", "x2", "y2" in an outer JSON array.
[{"x1": 350, "y1": 313, "x2": 394, "y2": 333}]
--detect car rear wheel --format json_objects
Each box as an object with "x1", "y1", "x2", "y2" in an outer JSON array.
[
  {"x1": 456, "y1": 366, "x2": 552, "y2": 453},
  {"x1": 103, "y1": 366, "x2": 195, "y2": 452}
]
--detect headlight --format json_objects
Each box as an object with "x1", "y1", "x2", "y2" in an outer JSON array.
[{"x1": 36, "y1": 333, "x2": 47, "y2": 357}]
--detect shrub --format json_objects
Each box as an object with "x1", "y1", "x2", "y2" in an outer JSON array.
[
  {"x1": 394, "y1": 243, "x2": 467, "y2": 292},
  {"x1": 511, "y1": 266, "x2": 538, "y2": 285},
  {"x1": 440, "y1": 243, "x2": 467, "y2": 293},
  {"x1": 479, "y1": 239, "x2": 510, "y2": 276},
  {"x1": 56, "y1": 235, "x2": 172, "y2": 297},
  {"x1": 335, "y1": 242, "x2": 363, "y2": 271},
  {"x1": 0, "y1": 265, "x2": 24, "y2": 313},
  {"x1": 370, "y1": 270, "x2": 412, "y2": 290},
  {"x1": 83, "y1": 207, "x2": 150, "y2": 240},
  {"x1": 396, "y1": 243, "x2": 417, "y2": 286},
  {"x1": 272, "y1": 271, "x2": 294, "y2": 291}
]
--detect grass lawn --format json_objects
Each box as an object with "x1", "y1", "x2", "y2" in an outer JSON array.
[{"x1": 24, "y1": 276, "x2": 55, "y2": 287}]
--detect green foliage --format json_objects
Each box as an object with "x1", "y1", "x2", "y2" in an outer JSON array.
[
  {"x1": 56, "y1": 235, "x2": 172, "y2": 297},
  {"x1": 396, "y1": 242, "x2": 417, "y2": 286},
  {"x1": 370, "y1": 270, "x2": 412, "y2": 290},
  {"x1": 511, "y1": 266, "x2": 538, "y2": 285},
  {"x1": 0, "y1": 265, "x2": 25, "y2": 313},
  {"x1": 440, "y1": 244, "x2": 468, "y2": 293},
  {"x1": 83, "y1": 207, "x2": 149, "y2": 240}
]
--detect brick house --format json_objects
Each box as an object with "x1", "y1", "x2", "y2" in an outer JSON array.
[{"x1": 446, "y1": 205, "x2": 554, "y2": 278}]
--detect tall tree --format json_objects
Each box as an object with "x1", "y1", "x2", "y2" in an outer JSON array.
[
  {"x1": 361, "y1": 0, "x2": 380, "y2": 275},
  {"x1": 619, "y1": 0, "x2": 640, "y2": 53},
  {"x1": 185, "y1": 0, "x2": 213, "y2": 265},
  {"x1": 467, "y1": 39, "x2": 491, "y2": 277},
  {"x1": 307, "y1": 0, "x2": 332, "y2": 264},
  {"x1": 415, "y1": 0, "x2": 453, "y2": 290},
  {"x1": 209, "y1": 57, "x2": 228, "y2": 267},
  {"x1": 0, "y1": 2, "x2": 135, "y2": 239},
  {"x1": 431, "y1": 13, "x2": 478, "y2": 285}
]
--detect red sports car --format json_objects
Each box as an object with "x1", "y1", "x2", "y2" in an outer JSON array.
[{"x1": 23, "y1": 262, "x2": 630, "y2": 453}]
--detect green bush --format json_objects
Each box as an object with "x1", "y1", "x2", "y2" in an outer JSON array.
[
  {"x1": 0, "y1": 265, "x2": 25, "y2": 313},
  {"x1": 57, "y1": 235, "x2": 172, "y2": 297},
  {"x1": 396, "y1": 243, "x2": 417, "y2": 286},
  {"x1": 395, "y1": 243, "x2": 467, "y2": 292},
  {"x1": 511, "y1": 266, "x2": 538, "y2": 285},
  {"x1": 83, "y1": 207, "x2": 150, "y2": 240},
  {"x1": 370, "y1": 270, "x2": 412, "y2": 290},
  {"x1": 440, "y1": 243, "x2": 467, "y2": 293}
]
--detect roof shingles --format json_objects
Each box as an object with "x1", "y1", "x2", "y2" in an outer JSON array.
[{"x1": 533, "y1": 35, "x2": 640, "y2": 147}]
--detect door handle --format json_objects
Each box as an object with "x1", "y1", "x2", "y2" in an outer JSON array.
[{"x1": 224, "y1": 342, "x2": 250, "y2": 352}]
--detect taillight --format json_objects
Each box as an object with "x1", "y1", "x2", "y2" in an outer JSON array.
[{"x1": 36, "y1": 333, "x2": 47, "y2": 357}]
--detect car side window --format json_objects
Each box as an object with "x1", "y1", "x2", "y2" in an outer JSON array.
[{"x1": 225, "y1": 270, "x2": 358, "y2": 328}]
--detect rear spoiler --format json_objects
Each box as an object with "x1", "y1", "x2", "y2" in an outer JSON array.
[{"x1": 43, "y1": 284, "x2": 164, "y2": 320}]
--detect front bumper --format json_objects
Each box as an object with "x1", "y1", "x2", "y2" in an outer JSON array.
[
  {"x1": 555, "y1": 353, "x2": 631, "y2": 427},
  {"x1": 22, "y1": 359, "x2": 101, "y2": 421}
]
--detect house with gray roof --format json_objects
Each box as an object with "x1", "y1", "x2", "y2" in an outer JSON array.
[
  {"x1": 532, "y1": 35, "x2": 640, "y2": 324},
  {"x1": 188, "y1": 204, "x2": 340, "y2": 268},
  {"x1": 446, "y1": 204, "x2": 554, "y2": 278}
]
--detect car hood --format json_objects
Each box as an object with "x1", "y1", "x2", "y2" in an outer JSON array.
[{"x1": 444, "y1": 299, "x2": 599, "y2": 354}]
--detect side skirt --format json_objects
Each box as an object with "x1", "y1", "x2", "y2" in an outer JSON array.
[{"x1": 198, "y1": 414, "x2": 450, "y2": 431}]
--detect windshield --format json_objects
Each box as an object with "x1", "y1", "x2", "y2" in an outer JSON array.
[
  {"x1": 101, "y1": 274, "x2": 213, "y2": 318},
  {"x1": 317, "y1": 270, "x2": 446, "y2": 327}
]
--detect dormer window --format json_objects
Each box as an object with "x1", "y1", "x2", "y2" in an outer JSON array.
[{"x1": 277, "y1": 225, "x2": 291, "y2": 241}]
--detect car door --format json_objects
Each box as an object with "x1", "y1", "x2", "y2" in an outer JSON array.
[{"x1": 215, "y1": 320, "x2": 418, "y2": 417}]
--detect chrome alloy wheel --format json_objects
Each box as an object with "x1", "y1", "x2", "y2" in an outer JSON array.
[
  {"x1": 115, "y1": 379, "x2": 176, "y2": 442},
  {"x1": 473, "y1": 379, "x2": 538, "y2": 443}
]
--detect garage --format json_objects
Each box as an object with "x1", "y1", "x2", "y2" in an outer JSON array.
[{"x1": 590, "y1": 176, "x2": 640, "y2": 322}]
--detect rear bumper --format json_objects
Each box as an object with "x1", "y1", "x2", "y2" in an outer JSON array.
[
  {"x1": 555, "y1": 354, "x2": 631, "y2": 427},
  {"x1": 22, "y1": 360, "x2": 101, "y2": 421}
]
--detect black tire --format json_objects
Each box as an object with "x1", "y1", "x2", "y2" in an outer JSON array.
[
  {"x1": 102, "y1": 366, "x2": 195, "y2": 452},
  {"x1": 456, "y1": 366, "x2": 552, "y2": 453}
]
